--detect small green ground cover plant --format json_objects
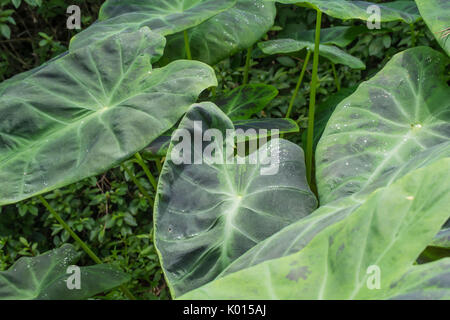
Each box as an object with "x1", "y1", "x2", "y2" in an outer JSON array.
[{"x1": 0, "y1": 0, "x2": 449, "y2": 300}]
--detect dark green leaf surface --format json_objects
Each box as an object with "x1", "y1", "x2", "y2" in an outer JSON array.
[
  {"x1": 0, "y1": 244, "x2": 130, "y2": 300},
  {"x1": 258, "y1": 40, "x2": 366, "y2": 69},
  {"x1": 154, "y1": 102, "x2": 317, "y2": 297},
  {"x1": 214, "y1": 84, "x2": 278, "y2": 120},
  {"x1": 222, "y1": 131, "x2": 450, "y2": 278},
  {"x1": 386, "y1": 259, "x2": 450, "y2": 300},
  {"x1": 316, "y1": 47, "x2": 450, "y2": 205},
  {"x1": 234, "y1": 118, "x2": 299, "y2": 136},
  {"x1": 163, "y1": 0, "x2": 276, "y2": 65},
  {"x1": 180, "y1": 159, "x2": 450, "y2": 299},
  {"x1": 279, "y1": 25, "x2": 366, "y2": 48},
  {"x1": 302, "y1": 87, "x2": 357, "y2": 152},
  {"x1": 277, "y1": 0, "x2": 419, "y2": 23},
  {"x1": 69, "y1": 0, "x2": 236, "y2": 51},
  {"x1": 0, "y1": 52, "x2": 68, "y2": 96},
  {"x1": 431, "y1": 228, "x2": 450, "y2": 249},
  {"x1": 415, "y1": 0, "x2": 450, "y2": 56},
  {"x1": 143, "y1": 118, "x2": 298, "y2": 158},
  {"x1": 0, "y1": 28, "x2": 216, "y2": 206}
]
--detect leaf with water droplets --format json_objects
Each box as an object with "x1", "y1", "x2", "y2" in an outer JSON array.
[
  {"x1": 0, "y1": 244, "x2": 130, "y2": 300},
  {"x1": 69, "y1": 0, "x2": 236, "y2": 51},
  {"x1": 154, "y1": 102, "x2": 317, "y2": 297}
]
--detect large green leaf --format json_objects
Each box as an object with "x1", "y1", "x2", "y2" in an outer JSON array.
[
  {"x1": 276, "y1": 0, "x2": 420, "y2": 23},
  {"x1": 302, "y1": 87, "x2": 357, "y2": 152},
  {"x1": 0, "y1": 52, "x2": 68, "y2": 96},
  {"x1": 415, "y1": 0, "x2": 450, "y2": 56},
  {"x1": 163, "y1": 0, "x2": 276, "y2": 65},
  {"x1": 214, "y1": 84, "x2": 278, "y2": 120},
  {"x1": 221, "y1": 140, "x2": 450, "y2": 277},
  {"x1": 154, "y1": 102, "x2": 317, "y2": 297},
  {"x1": 180, "y1": 159, "x2": 450, "y2": 299},
  {"x1": 258, "y1": 40, "x2": 366, "y2": 69},
  {"x1": 0, "y1": 244, "x2": 130, "y2": 300},
  {"x1": 279, "y1": 25, "x2": 366, "y2": 48},
  {"x1": 69, "y1": 0, "x2": 236, "y2": 51},
  {"x1": 0, "y1": 28, "x2": 216, "y2": 206},
  {"x1": 316, "y1": 47, "x2": 450, "y2": 205}
]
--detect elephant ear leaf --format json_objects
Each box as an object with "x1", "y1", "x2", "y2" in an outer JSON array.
[
  {"x1": 214, "y1": 84, "x2": 278, "y2": 120},
  {"x1": 0, "y1": 244, "x2": 130, "y2": 300},
  {"x1": 316, "y1": 47, "x2": 450, "y2": 205},
  {"x1": 70, "y1": 0, "x2": 236, "y2": 51},
  {"x1": 154, "y1": 102, "x2": 317, "y2": 297},
  {"x1": 180, "y1": 159, "x2": 450, "y2": 299},
  {"x1": 415, "y1": 0, "x2": 450, "y2": 56},
  {"x1": 277, "y1": 0, "x2": 419, "y2": 24},
  {"x1": 0, "y1": 27, "x2": 216, "y2": 206},
  {"x1": 163, "y1": 0, "x2": 277, "y2": 65}
]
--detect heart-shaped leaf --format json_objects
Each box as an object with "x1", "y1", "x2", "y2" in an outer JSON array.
[
  {"x1": 69, "y1": 0, "x2": 236, "y2": 51},
  {"x1": 0, "y1": 244, "x2": 130, "y2": 300},
  {"x1": 180, "y1": 159, "x2": 450, "y2": 299},
  {"x1": 415, "y1": 0, "x2": 450, "y2": 56},
  {"x1": 276, "y1": 0, "x2": 420, "y2": 23},
  {"x1": 154, "y1": 102, "x2": 317, "y2": 297},
  {"x1": 316, "y1": 47, "x2": 450, "y2": 205},
  {"x1": 162, "y1": 0, "x2": 277, "y2": 65},
  {"x1": 0, "y1": 28, "x2": 216, "y2": 206}
]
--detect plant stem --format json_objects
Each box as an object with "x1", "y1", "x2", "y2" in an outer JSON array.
[
  {"x1": 305, "y1": 9, "x2": 322, "y2": 186},
  {"x1": 331, "y1": 63, "x2": 340, "y2": 91},
  {"x1": 134, "y1": 152, "x2": 158, "y2": 190},
  {"x1": 285, "y1": 50, "x2": 311, "y2": 119},
  {"x1": 410, "y1": 24, "x2": 416, "y2": 47},
  {"x1": 184, "y1": 30, "x2": 192, "y2": 60},
  {"x1": 38, "y1": 195, "x2": 136, "y2": 300},
  {"x1": 122, "y1": 164, "x2": 154, "y2": 206},
  {"x1": 154, "y1": 159, "x2": 162, "y2": 174},
  {"x1": 243, "y1": 45, "x2": 253, "y2": 85}
]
